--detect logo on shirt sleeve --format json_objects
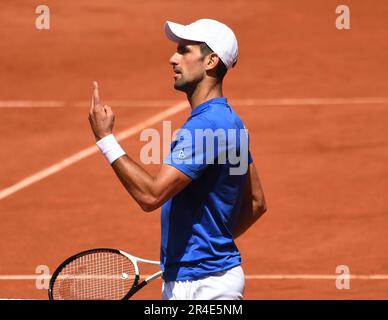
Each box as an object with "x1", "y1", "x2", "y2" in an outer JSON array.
[{"x1": 178, "y1": 148, "x2": 185, "y2": 159}]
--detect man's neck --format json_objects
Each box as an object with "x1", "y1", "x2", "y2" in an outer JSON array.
[{"x1": 186, "y1": 81, "x2": 223, "y2": 109}]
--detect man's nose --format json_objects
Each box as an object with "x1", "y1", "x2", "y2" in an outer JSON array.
[{"x1": 169, "y1": 52, "x2": 179, "y2": 65}]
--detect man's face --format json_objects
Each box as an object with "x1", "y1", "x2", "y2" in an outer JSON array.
[{"x1": 169, "y1": 40, "x2": 206, "y2": 92}]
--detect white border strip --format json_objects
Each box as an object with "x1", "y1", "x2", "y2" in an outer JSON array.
[
  {"x1": 0, "y1": 101, "x2": 188, "y2": 201},
  {"x1": 0, "y1": 97, "x2": 387, "y2": 108}
]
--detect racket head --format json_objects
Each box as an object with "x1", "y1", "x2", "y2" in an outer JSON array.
[{"x1": 48, "y1": 248, "x2": 139, "y2": 300}]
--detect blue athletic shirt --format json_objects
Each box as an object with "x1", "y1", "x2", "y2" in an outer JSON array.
[{"x1": 161, "y1": 97, "x2": 253, "y2": 281}]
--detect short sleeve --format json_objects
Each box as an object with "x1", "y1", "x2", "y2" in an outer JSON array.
[
  {"x1": 164, "y1": 117, "x2": 216, "y2": 180},
  {"x1": 164, "y1": 115, "x2": 253, "y2": 179}
]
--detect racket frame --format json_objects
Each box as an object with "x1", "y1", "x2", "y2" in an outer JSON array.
[
  {"x1": 48, "y1": 248, "x2": 161, "y2": 300},
  {"x1": 119, "y1": 250, "x2": 162, "y2": 299}
]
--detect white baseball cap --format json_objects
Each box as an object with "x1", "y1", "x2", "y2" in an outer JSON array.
[{"x1": 164, "y1": 19, "x2": 238, "y2": 69}]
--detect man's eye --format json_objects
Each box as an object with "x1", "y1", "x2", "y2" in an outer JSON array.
[{"x1": 178, "y1": 47, "x2": 188, "y2": 54}]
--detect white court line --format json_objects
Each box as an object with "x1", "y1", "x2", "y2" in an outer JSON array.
[
  {"x1": 232, "y1": 97, "x2": 388, "y2": 106},
  {"x1": 75, "y1": 97, "x2": 388, "y2": 107},
  {"x1": 0, "y1": 101, "x2": 65, "y2": 107},
  {"x1": 0, "y1": 96, "x2": 387, "y2": 200},
  {"x1": 0, "y1": 101, "x2": 189, "y2": 201},
  {"x1": 73, "y1": 100, "x2": 182, "y2": 107},
  {"x1": 1, "y1": 274, "x2": 388, "y2": 280},
  {"x1": 244, "y1": 275, "x2": 388, "y2": 280},
  {"x1": 0, "y1": 97, "x2": 388, "y2": 108}
]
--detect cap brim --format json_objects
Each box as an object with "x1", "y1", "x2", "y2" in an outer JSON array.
[{"x1": 164, "y1": 21, "x2": 204, "y2": 43}]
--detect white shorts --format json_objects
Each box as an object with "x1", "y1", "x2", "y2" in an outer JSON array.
[{"x1": 162, "y1": 265, "x2": 245, "y2": 300}]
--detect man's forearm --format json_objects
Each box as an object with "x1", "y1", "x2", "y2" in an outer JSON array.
[
  {"x1": 111, "y1": 155, "x2": 158, "y2": 211},
  {"x1": 88, "y1": 82, "x2": 192, "y2": 212},
  {"x1": 233, "y1": 163, "x2": 267, "y2": 239},
  {"x1": 233, "y1": 202, "x2": 266, "y2": 239}
]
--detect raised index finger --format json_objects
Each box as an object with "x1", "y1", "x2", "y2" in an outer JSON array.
[{"x1": 92, "y1": 81, "x2": 100, "y2": 106}]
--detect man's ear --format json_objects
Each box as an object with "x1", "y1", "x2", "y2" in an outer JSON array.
[{"x1": 204, "y1": 53, "x2": 221, "y2": 72}]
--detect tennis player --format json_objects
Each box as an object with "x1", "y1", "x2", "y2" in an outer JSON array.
[{"x1": 88, "y1": 19, "x2": 267, "y2": 300}]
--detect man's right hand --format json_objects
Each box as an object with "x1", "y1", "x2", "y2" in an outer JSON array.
[{"x1": 88, "y1": 81, "x2": 115, "y2": 141}]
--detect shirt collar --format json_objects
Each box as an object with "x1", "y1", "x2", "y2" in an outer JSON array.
[{"x1": 190, "y1": 97, "x2": 228, "y2": 116}]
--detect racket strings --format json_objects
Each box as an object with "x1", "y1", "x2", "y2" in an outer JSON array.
[{"x1": 52, "y1": 251, "x2": 137, "y2": 300}]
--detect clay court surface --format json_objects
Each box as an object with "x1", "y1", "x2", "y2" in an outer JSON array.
[{"x1": 1, "y1": 1, "x2": 388, "y2": 299}]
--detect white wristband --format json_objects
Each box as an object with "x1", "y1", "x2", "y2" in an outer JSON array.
[{"x1": 96, "y1": 134, "x2": 126, "y2": 164}]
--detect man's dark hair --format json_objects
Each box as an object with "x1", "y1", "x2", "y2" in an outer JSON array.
[{"x1": 199, "y1": 42, "x2": 228, "y2": 81}]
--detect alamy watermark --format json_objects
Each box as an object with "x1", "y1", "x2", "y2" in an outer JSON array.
[
  {"x1": 33, "y1": 264, "x2": 352, "y2": 291},
  {"x1": 139, "y1": 121, "x2": 250, "y2": 175},
  {"x1": 335, "y1": 264, "x2": 350, "y2": 290},
  {"x1": 35, "y1": 265, "x2": 50, "y2": 290},
  {"x1": 34, "y1": 5, "x2": 350, "y2": 31},
  {"x1": 335, "y1": 5, "x2": 350, "y2": 30},
  {"x1": 35, "y1": 5, "x2": 50, "y2": 30}
]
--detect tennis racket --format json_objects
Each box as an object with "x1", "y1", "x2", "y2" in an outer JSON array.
[{"x1": 48, "y1": 248, "x2": 162, "y2": 300}]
